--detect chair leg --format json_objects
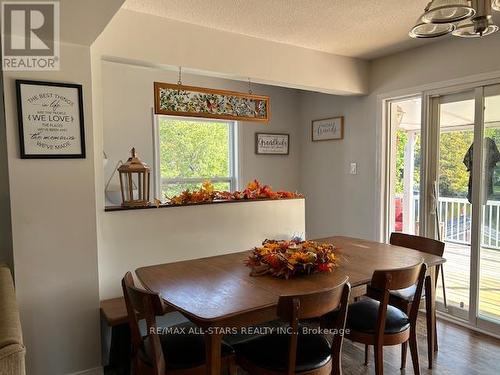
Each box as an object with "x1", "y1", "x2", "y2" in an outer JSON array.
[
  {"x1": 332, "y1": 348, "x2": 342, "y2": 375},
  {"x1": 425, "y1": 275, "x2": 436, "y2": 369},
  {"x1": 374, "y1": 344, "x2": 384, "y2": 375},
  {"x1": 364, "y1": 344, "x2": 369, "y2": 365},
  {"x1": 434, "y1": 313, "x2": 439, "y2": 352},
  {"x1": 228, "y1": 358, "x2": 238, "y2": 375},
  {"x1": 400, "y1": 342, "x2": 408, "y2": 369},
  {"x1": 409, "y1": 331, "x2": 421, "y2": 375}
]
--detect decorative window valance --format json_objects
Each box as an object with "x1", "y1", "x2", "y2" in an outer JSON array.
[{"x1": 154, "y1": 82, "x2": 270, "y2": 122}]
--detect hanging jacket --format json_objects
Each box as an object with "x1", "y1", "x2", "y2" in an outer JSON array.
[{"x1": 463, "y1": 137, "x2": 500, "y2": 204}]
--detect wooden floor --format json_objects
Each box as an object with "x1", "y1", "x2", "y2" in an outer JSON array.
[
  {"x1": 436, "y1": 242, "x2": 500, "y2": 320},
  {"x1": 342, "y1": 316, "x2": 500, "y2": 375},
  {"x1": 235, "y1": 316, "x2": 500, "y2": 375}
]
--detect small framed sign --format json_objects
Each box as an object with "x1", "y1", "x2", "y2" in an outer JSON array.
[
  {"x1": 312, "y1": 116, "x2": 344, "y2": 142},
  {"x1": 255, "y1": 133, "x2": 289, "y2": 155},
  {"x1": 16, "y1": 80, "x2": 85, "y2": 159}
]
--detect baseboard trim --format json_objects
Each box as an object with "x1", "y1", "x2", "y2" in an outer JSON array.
[
  {"x1": 436, "y1": 311, "x2": 500, "y2": 340},
  {"x1": 67, "y1": 366, "x2": 103, "y2": 375}
]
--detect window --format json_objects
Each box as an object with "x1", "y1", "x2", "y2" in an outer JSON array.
[{"x1": 154, "y1": 116, "x2": 238, "y2": 199}]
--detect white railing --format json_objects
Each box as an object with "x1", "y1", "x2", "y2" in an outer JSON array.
[{"x1": 411, "y1": 195, "x2": 500, "y2": 250}]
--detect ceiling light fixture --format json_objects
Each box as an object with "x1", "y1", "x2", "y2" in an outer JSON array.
[
  {"x1": 409, "y1": 20, "x2": 456, "y2": 38},
  {"x1": 410, "y1": 0, "x2": 500, "y2": 39},
  {"x1": 421, "y1": 0, "x2": 476, "y2": 23}
]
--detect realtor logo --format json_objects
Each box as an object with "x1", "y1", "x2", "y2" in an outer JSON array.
[{"x1": 1, "y1": 1, "x2": 60, "y2": 71}]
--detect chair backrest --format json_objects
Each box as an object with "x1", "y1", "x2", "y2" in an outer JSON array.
[
  {"x1": 370, "y1": 262, "x2": 427, "y2": 345},
  {"x1": 122, "y1": 272, "x2": 166, "y2": 375},
  {"x1": 390, "y1": 232, "x2": 445, "y2": 257},
  {"x1": 276, "y1": 276, "x2": 351, "y2": 375}
]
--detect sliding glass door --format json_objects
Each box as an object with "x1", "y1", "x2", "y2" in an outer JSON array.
[
  {"x1": 385, "y1": 81, "x2": 500, "y2": 334},
  {"x1": 428, "y1": 84, "x2": 500, "y2": 333},
  {"x1": 432, "y1": 90, "x2": 475, "y2": 321},
  {"x1": 478, "y1": 84, "x2": 500, "y2": 327}
]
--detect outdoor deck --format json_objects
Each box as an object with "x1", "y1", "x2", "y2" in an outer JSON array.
[{"x1": 437, "y1": 242, "x2": 500, "y2": 321}]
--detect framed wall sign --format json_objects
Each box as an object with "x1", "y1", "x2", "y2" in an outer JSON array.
[
  {"x1": 311, "y1": 116, "x2": 344, "y2": 142},
  {"x1": 16, "y1": 80, "x2": 85, "y2": 159},
  {"x1": 255, "y1": 133, "x2": 289, "y2": 155},
  {"x1": 154, "y1": 82, "x2": 270, "y2": 123}
]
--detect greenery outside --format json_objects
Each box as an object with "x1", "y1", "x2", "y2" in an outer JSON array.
[
  {"x1": 396, "y1": 128, "x2": 500, "y2": 199},
  {"x1": 158, "y1": 118, "x2": 233, "y2": 198}
]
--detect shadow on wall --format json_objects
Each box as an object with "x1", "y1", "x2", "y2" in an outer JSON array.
[{"x1": 0, "y1": 58, "x2": 14, "y2": 272}]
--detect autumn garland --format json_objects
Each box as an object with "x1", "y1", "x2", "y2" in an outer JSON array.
[
  {"x1": 168, "y1": 180, "x2": 303, "y2": 205},
  {"x1": 246, "y1": 239, "x2": 338, "y2": 279}
]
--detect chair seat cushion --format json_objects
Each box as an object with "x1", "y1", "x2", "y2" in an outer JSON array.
[
  {"x1": 390, "y1": 285, "x2": 418, "y2": 301},
  {"x1": 347, "y1": 298, "x2": 410, "y2": 334},
  {"x1": 139, "y1": 322, "x2": 234, "y2": 370},
  {"x1": 368, "y1": 284, "x2": 423, "y2": 303},
  {"x1": 234, "y1": 332, "x2": 331, "y2": 372}
]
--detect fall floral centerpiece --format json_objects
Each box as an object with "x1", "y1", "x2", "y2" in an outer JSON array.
[
  {"x1": 246, "y1": 239, "x2": 338, "y2": 279},
  {"x1": 168, "y1": 180, "x2": 303, "y2": 205}
]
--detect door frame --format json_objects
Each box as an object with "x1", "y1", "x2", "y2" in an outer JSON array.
[
  {"x1": 380, "y1": 94, "x2": 426, "y2": 242},
  {"x1": 378, "y1": 74, "x2": 500, "y2": 336},
  {"x1": 375, "y1": 69, "x2": 500, "y2": 242}
]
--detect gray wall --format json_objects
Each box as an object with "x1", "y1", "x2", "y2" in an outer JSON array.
[
  {"x1": 102, "y1": 61, "x2": 302, "y2": 198},
  {"x1": 298, "y1": 31, "x2": 500, "y2": 242},
  {"x1": 298, "y1": 93, "x2": 375, "y2": 239},
  {"x1": 0, "y1": 51, "x2": 14, "y2": 270}
]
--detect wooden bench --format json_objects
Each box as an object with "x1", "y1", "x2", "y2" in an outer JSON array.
[
  {"x1": 100, "y1": 297, "x2": 132, "y2": 375},
  {"x1": 101, "y1": 297, "x2": 130, "y2": 327},
  {"x1": 100, "y1": 297, "x2": 175, "y2": 375}
]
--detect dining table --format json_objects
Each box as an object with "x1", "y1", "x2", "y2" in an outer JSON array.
[{"x1": 136, "y1": 236, "x2": 446, "y2": 375}]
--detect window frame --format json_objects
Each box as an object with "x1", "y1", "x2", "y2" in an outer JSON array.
[{"x1": 153, "y1": 114, "x2": 239, "y2": 199}]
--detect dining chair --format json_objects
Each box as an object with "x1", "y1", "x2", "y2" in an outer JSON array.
[
  {"x1": 234, "y1": 277, "x2": 351, "y2": 375},
  {"x1": 121, "y1": 272, "x2": 237, "y2": 375},
  {"x1": 346, "y1": 262, "x2": 427, "y2": 375},
  {"x1": 366, "y1": 232, "x2": 445, "y2": 369}
]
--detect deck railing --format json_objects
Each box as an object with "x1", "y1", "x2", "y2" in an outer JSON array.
[{"x1": 411, "y1": 195, "x2": 500, "y2": 250}]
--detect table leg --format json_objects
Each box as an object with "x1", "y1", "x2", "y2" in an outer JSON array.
[
  {"x1": 205, "y1": 330, "x2": 223, "y2": 375},
  {"x1": 425, "y1": 272, "x2": 436, "y2": 369}
]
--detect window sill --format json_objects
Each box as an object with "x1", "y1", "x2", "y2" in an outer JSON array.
[{"x1": 105, "y1": 197, "x2": 305, "y2": 212}]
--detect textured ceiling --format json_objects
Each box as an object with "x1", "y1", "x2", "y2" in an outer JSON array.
[{"x1": 123, "y1": 0, "x2": 431, "y2": 60}]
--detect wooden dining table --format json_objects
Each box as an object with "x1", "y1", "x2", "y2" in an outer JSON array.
[{"x1": 136, "y1": 236, "x2": 446, "y2": 375}]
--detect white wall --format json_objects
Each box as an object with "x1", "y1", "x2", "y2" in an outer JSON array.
[
  {"x1": 3, "y1": 42, "x2": 101, "y2": 375},
  {"x1": 101, "y1": 61, "x2": 302, "y2": 197},
  {"x1": 94, "y1": 9, "x2": 369, "y2": 95},
  {"x1": 100, "y1": 199, "x2": 305, "y2": 299}
]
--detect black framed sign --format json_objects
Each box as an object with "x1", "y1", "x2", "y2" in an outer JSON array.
[
  {"x1": 16, "y1": 80, "x2": 85, "y2": 159},
  {"x1": 255, "y1": 133, "x2": 289, "y2": 155}
]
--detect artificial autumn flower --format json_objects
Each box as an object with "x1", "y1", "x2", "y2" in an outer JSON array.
[
  {"x1": 168, "y1": 180, "x2": 303, "y2": 205},
  {"x1": 246, "y1": 239, "x2": 337, "y2": 279}
]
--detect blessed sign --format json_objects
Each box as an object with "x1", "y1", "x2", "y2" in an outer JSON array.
[
  {"x1": 255, "y1": 133, "x2": 289, "y2": 155},
  {"x1": 16, "y1": 80, "x2": 85, "y2": 158},
  {"x1": 312, "y1": 116, "x2": 344, "y2": 141}
]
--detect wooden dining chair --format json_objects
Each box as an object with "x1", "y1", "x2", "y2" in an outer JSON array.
[
  {"x1": 234, "y1": 277, "x2": 351, "y2": 375},
  {"x1": 366, "y1": 232, "x2": 445, "y2": 369},
  {"x1": 121, "y1": 272, "x2": 237, "y2": 375},
  {"x1": 346, "y1": 262, "x2": 427, "y2": 375}
]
